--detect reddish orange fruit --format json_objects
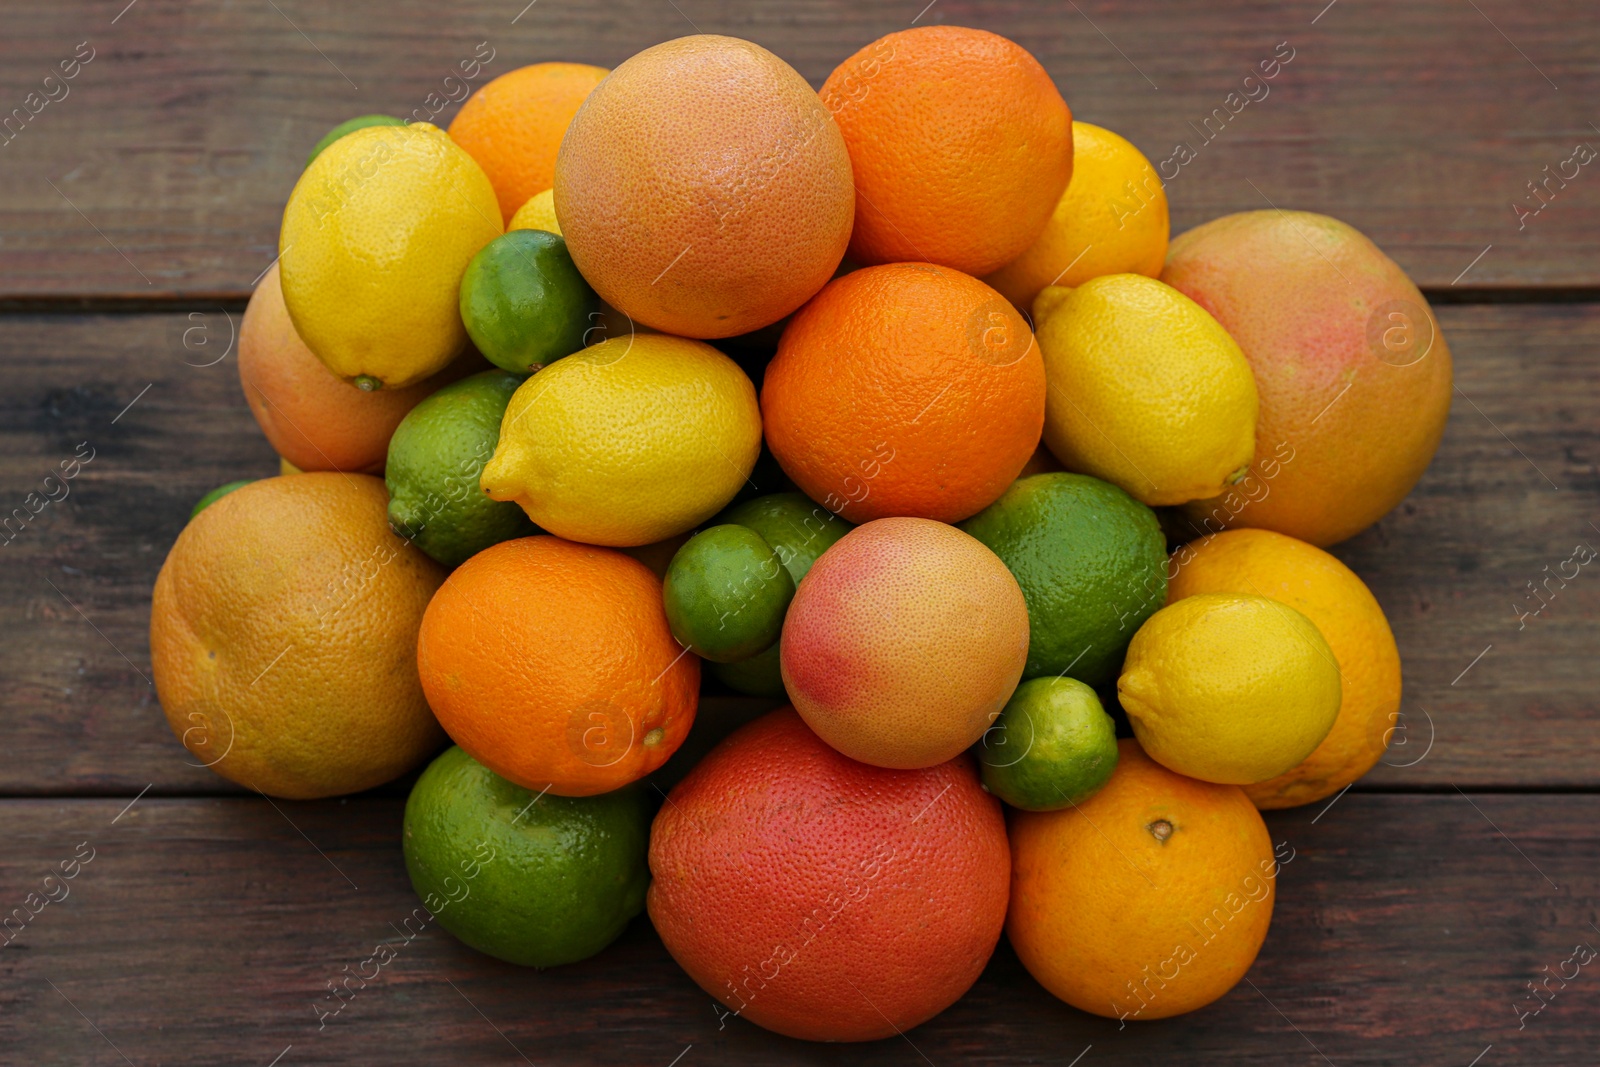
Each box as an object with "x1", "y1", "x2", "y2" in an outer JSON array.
[
  {"x1": 648, "y1": 707, "x2": 1009, "y2": 1042},
  {"x1": 821, "y1": 26, "x2": 1072, "y2": 275},
  {"x1": 761, "y1": 263, "x2": 1045, "y2": 524},
  {"x1": 554, "y1": 35, "x2": 854, "y2": 338},
  {"x1": 416, "y1": 536, "x2": 698, "y2": 797},
  {"x1": 447, "y1": 62, "x2": 609, "y2": 224}
]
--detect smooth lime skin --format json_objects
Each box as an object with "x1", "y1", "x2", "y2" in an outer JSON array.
[
  {"x1": 707, "y1": 493, "x2": 852, "y2": 695},
  {"x1": 386, "y1": 370, "x2": 537, "y2": 566},
  {"x1": 459, "y1": 230, "x2": 599, "y2": 375},
  {"x1": 402, "y1": 746, "x2": 651, "y2": 969},
  {"x1": 190, "y1": 480, "x2": 254, "y2": 519},
  {"x1": 306, "y1": 114, "x2": 404, "y2": 167},
  {"x1": 961, "y1": 473, "x2": 1167, "y2": 686},
  {"x1": 977, "y1": 676, "x2": 1119, "y2": 811},
  {"x1": 664, "y1": 525, "x2": 795, "y2": 664}
]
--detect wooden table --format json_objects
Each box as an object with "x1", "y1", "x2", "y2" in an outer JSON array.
[{"x1": 3, "y1": 1, "x2": 1596, "y2": 1063}]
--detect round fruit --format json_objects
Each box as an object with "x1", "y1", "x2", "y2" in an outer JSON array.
[
  {"x1": 480, "y1": 334, "x2": 762, "y2": 547},
  {"x1": 239, "y1": 263, "x2": 458, "y2": 472},
  {"x1": 448, "y1": 62, "x2": 609, "y2": 224},
  {"x1": 985, "y1": 121, "x2": 1168, "y2": 309},
  {"x1": 1118, "y1": 593, "x2": 1342, "y2": 784},
  {"x1": 648, "y1": 708, "x2": 1009, "y2": 1042},
  {"x1": 978, "y1": 676, "x2": 1118, "y2": 811},
  {"x1": 150, "y1": 474, "x2": 447, "y2": 799},
  {"x1": 781, "y1": 517, "x2": 1029, "y2": 769},
  {"x1": 306, "y1": 114, "x2": 403, "y2": 167},
  {"x1": 509, "y1": 189, "x2": 561, "y2": 234},
  {"x1": 279, "y1": 122, "x2": 502, "y2": 389},
  {"x1": 416, "y1": 536, "x2": 698, "y2": 796},
  {"x1": 1168, "y1": 529, "x2": 1402, "y2": 809},
  {"x1": 1163, "y1": 210, "x2": 1453, "y2": 547},
  {"x1": 403, "y1": 745, "x2": 649, "y2": 968},
  {"x1": 1008, "y1": 739, "x2": 1278, "y2": 1021},
  {"x1": 960, "y1": 472, "x2": 1167, "y2": 686},
  {"x1": 190, "y1": 480, "x2": 253, "y2": 518},
  {"x1": 762, "y1": 263, "x2": 1045, "y2": 524},
  {"x1": 1034, "y1": 273, "x2": 1259, "y2": 506},
  {"x1": 709, "y1": 642, "x2": 784, "y2": 697},
  {"x1": 554, "y1": 35, "x2": 854, "y2": 338},
  {"x1": 663, "y1": 525, "x2": 794, "y2": 663},
  {"x1": 820, "y1": 26, "x2": 1072, "y2": 276},
  {"x1": 385, "y1": 370, "x2": 539, "y2": 567},
  {"x1": 458, "y1": 230, "x2": 599, "y2": 375}
]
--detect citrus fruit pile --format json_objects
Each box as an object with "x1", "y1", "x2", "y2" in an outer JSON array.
[{"x1": 149, "y1": 25, "x2": 1450, "y2": 1040}]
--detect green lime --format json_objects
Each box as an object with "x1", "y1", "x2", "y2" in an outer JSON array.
[
  {"x1": 386, "y1": 370, "x2": 538, "y2": 566},
  {"x1": 190, "y1": 480, "x2": 254, "y2": 519},
  {"x1": 976, "y1": 676, "x2": 1118, "y2": 810},
  {"x1": 717, "y1": 492, "x2": 851, "y2": 585},
  {"x1": 960, "y1": 473, "x2": 1166, "y2": 686},
  {"x1": 402, "y1": 745, "x2": 651, "y2": 968},
  {"x1": 459, "y1": 230, "x2": 599, "y2": 375},
  {"x1": 306, "y1": 114, "x2": 404, "y2": 167},
  {"x1": 709, "y1": 640, "x2": 785, "y2": 697},
  {"x1": 664, "y1": 525, "x2": 795, "y2": 663}
]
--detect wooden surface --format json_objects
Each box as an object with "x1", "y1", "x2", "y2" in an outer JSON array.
[
  {"x1": 2, "y1": 0, "x2": 1600, "y2": 298},
  {"x1": 3, "y1": 1, "x2": 1598, "y2": 1063}
]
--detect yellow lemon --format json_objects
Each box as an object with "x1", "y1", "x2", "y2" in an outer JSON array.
[
  {"x1": 279, "y1": 122, "x2": 502, "y2": 389},
  {"x1": 986, "y1": 121, "x2": 1168, "y2": 310},
  {"x1": 1033, "y1": 273, "x2": 1258, "y2": 506},
  {"x1": 481, "y1": 334, "x2": 762, "y2": 546},
  {"x1": 1168, "y1": 529, "x2": 1402, "y2": 809},
  {"x1": 1117, "y1": 592, "x2": 1341, "y2": 784},
  {"x1": 509, "y1": 189, "x2": 562, "y2": 234}
]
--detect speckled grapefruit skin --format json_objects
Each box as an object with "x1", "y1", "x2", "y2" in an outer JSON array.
[
  {"x1": 780, "y1": 517, "x2": 1030, "y2": 769},
  {"x1": 1162, "y1": 210, "x2": 1453, "y2": 547},
  {"x1": 647, "y1": 707, "x2": 1009, "y2": 1042}
]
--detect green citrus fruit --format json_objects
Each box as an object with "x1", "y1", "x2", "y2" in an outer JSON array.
[
  {"x1": 306, "y1": 114, "x2": 404, "y2": 167},
  {"x1": 960, "y1": 472, "x2": 1167, "y2": 686},
  {"x1": 976, "y1": 676, "x2": 1118, "y2": 810},
  {"x1": 402, "y1": 745, "x2": 651, "y2": 968},
  {"x1": 190, "y1": 480, "x2": 254, "y2": 518},
  {"x1": 709, "y1": 640, "x2": 784, "y2": 697},
  {"x1": 664, "y1": 525, "x2": 795, "y2": 663},
  {"x1": 386, "y1": 370, "x2": 537, "y2": 566},
  {"x1": 459, "y1": 229, "x2": 599, "y2": 375}
]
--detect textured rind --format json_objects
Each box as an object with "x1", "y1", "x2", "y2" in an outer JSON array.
[{"x1": 648, "y1": 708, "x2": 1009, "y2": 1042}]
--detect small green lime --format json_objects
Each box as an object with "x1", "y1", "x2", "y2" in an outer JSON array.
[
  {"x1": 459, "y1": 230, "x2": 599, "y2": 375},
  {"x1": 402, "y1": 745, "x2": 651, "y2": 968},
  {"x1": 960, "y1": 473, "x2": 1167, "y2": 686},
  {"x1": 306, "y1": 114, "x2": 404, "y2": 167},
  {"x1": 190, "y1": 480, "x2": 254, "y2": 519},
  {"x1": 709, "y1": 640, "x2": 785, "y2": 697},
  {"x1": 386, "y1": 370, "x2": 537, "y2": 566},
  {"x1": 664, "y1": 525, "x2": 794, "y2": 663},
  {"x1": 716, "y1": 492, "x2": 851, "y2": 586},
  {"x1": 977, "y1": 677, "x2": 1118, "y2": 810}
]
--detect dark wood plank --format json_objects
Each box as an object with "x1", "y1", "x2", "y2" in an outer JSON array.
[
  {"x1": 1, "y1": 303, "x2": 1596, "y2": 793},
  {"x1": 0, "y1": 794, "x2": 1592, "y2": 1064},
  {"x1": 2, "y1": 0, "x2": 1598, "y2": 296}
]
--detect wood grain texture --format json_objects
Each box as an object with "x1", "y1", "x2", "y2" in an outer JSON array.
[
  {"x1": 0, "y1": 794, "x2": 1592, "y2": 1064},
  {"x1": 1, "y1": 304, "x2": 1597, "y2": 793},
  {"x1": 1, "y1": 0, "x2": 1598, "y2": 297}
]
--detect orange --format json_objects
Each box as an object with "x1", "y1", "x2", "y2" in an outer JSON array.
[
  {"x1": 1008, "y1": 740, "x2": 1278, "y2": 1022},
  {"x1": 238, "y1": 263, "x2": 469, "y2": 473},
  {"x1": 649, "y1": 707, "x2": 1010, "y2": 1042},
  {"x1": 1168, "y1": 528, "x2": 1402, "y2": 809},
  {"x1": 447, "y1": 62, "x2": 609, "y2": 224},
  {"x1": 985, "y1": 120, "x2": 1169, "y2": 310},
  {"x1": 761, "y1": 263, "x2": 1045, "y2": 523},
  {"x1": 416, "y1": 536, "x2": 698, "y2": 797},
  {"x1": 781, "y1": 517, "x2": 1029, "y2": 769},
  {"x1": 554, "y1": 35, "x2": 853, "y2": 339},
  {"x1": 821, "y1": 26, "x2": 1072, "y2": 276},
  {"x1": 150, "y1": 474, "x2": 447, "y2": 799},
  {"x1": 1162, "y1": 210, "x2": 1453, "y2": 547}
]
